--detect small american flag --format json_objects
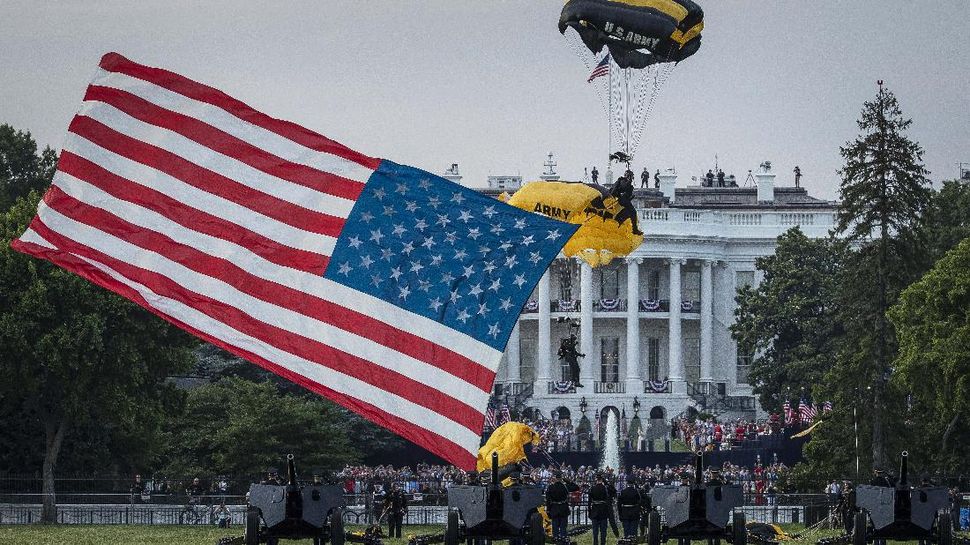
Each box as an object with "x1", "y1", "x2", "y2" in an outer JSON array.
[
  {"x1": 798, "y1": 399, "x2": 812, "y2": 423},
  {"x1": 587, "y1": 54, "x2": 611, "y2": 83},
  {"x1": 499, "y1": 404, "x2": 512, "y2": 426},
  {"x1": 484, "y1": 406, "x2": 497, "y2": 431},
  {"x1": 783, "y1": 400, "x2": 794, "y2": 425},
  {"x1": 12, "y1": 53, "x2": 577, "y2": 470},
  {"x1": 822, "y1": 401, "x2": 833, "y2": 413}
]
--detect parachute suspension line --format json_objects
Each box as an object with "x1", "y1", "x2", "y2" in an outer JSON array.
[{"x1": 624, "y1": 67, "x2": 632, "y2": 157}]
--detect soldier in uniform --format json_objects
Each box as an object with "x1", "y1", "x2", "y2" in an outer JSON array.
[
  {"x1": 870, "y1": 468, "x2": 893, "y2": 488},
  {"x1": 383, "y1": 483, "x2": 408, "y2": 538},
  {"x1": 588, "y1": 473, "x2": 619, "y2": 545},
  {"x1": 618, "y1": 477, "x2": 644, "y2": 538},
  {"x1": 707, "y1": 468, "x2": 724, "y2": 486},
  {"x1": 546, "y1": 470, "x2": 579, "y2": 541},
  {"x1": 558, "y1": 335, "x2": 584, "y2": 386}
]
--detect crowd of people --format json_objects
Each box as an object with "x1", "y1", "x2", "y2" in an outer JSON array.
[{"x1": 671, "y1": 415, "x2": 791, "y2": 452}]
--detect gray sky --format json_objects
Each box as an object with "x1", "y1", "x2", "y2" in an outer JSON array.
[{"x1": 2, "y1": 1, "x2": 968, "y2": 200}]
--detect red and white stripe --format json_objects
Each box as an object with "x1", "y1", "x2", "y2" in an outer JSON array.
[{"x1": 12, "y1": 53, "x2": 497, "y2": 469}]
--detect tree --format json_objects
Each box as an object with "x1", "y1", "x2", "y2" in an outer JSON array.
[
  {"x1": 831, "y1": 82, "x2": 931, "y2": 468},
  {"x1": 0, "y1": 124, "x2": 57, "y2": 211},
  {"x1": 160, "y1": 377, "x2": 359, "y2": 478},
  {"x1": 923, "y1": 180, "x2": 970, "y2": 261},
  {"x1": 0, "y1": 192, "x2": 196, "y2": 522},
  {"x1": 888, "y1": 237, "x2": 970, "y2": 474},
  {"x1": 731, "y1": 227, "x2": 845, "y2": 411}
]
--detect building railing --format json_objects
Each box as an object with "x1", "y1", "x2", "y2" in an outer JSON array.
[
  {"x1": 547, "y1": 381, "x2": 577, "y2": 394},
  {"x1": 594, "y1": 381, "x2": 625, "y2": 393},
  {"x1": 637, "y1": 209, "x2": 836, "y2": 237},
  {"x1": 552, "y1": 299, "x2": 580, "y2": 312},
  {"x1": 638, "y1": 299, "x2": 670, "y2": 312},
  {"x1": 643, "y1": 380, "x2": 670, "y2": 393},
  {"x1": 594, "y1": 298, "x2": 626, "y2": 312}
]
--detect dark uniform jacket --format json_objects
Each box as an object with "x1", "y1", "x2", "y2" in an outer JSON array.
[
  {"x1": 384, "y1": 490, "x2": 408, "y2": 516},
  {"x1": 546, "y1": 480, "x2": 579, "y2": 519},
  {"x1": 587, "y1": 483, "x2": 613, "y2": 520},
  {"x1": 617, "y1": 486, "x2": 642, "y2": 521}
]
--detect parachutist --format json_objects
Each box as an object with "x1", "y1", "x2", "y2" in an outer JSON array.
[
  {"x1": 609, "y1": 174, "x2": 642, "y2": 235},
  {"x1": 558, "y1": 334, "x2": 584, "y2": 386}
]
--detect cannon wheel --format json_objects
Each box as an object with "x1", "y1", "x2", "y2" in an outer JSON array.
[
  {"x1": 245, "y1": 506, "x2": 260, "y2": 545},
  {"x1": 937, "y1": 509, "x2": 952, "y2": 545},
  {"x1": 852, "y1": 512, "x2": 867, "y2": 545},
  {"x1": 647, "y1": 511, "x2": 662, "y2": 545},
  {"x1": 328, "y1": 508, "x2": 345, "y2": 545},
  {"x1": 731, "y1": 511, "x2": 746, "y2": 545},
  {"x1": 445, "y1": 510, "x2": 460, "y2": 545},
  {"x1": 528, "y1": 511, "x2": 545, "y2": 545}
]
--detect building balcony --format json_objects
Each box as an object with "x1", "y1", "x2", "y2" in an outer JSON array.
[
  {"x1": 594, "y1": 298, "x2": 627, "y2": 312},
  {"x1": 643, "y1": 380, "x2": 670, "y2": 394},
  {"x1": 638, "y1": 208, "x2": 836, "y2": 239},
  {"x1": 547, "y1": 381, "x2": 577, "y2": 394},
  {"x1": 594, "y1": 381, "x2": 625, "y2": 394}
]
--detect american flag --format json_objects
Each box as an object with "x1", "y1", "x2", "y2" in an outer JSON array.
[
  {"x1": 11, "y1": 53, "x2": 577, "y2": 470},
  {"x1": 587, "y1": 54, "x2": 611, "y2": 83},
  {"x1": 499, "y1": 404, "x2": 512, "y2": 426},
  {"x1": 783, "y1": 400, "x2": 794, "y2": 425},
  {"x1": 484, "y1": 406, "x2": 497, "y2": 431},
  {"x1": 822, "y1": 401, "x2": 833, "y2": 413},
  {"x1": 798, "y1": 399, "x2": 812, "y2": 423}
]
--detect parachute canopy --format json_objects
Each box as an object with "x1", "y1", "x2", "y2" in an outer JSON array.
[
  {"x1": 477, "y1": 422, "x2": 540, "y2": 473},
  {"x1": 559, "y1": 0, "x2": 704, "y2": 69},
  {"x1": 505, "y1": 181, "x2": 643, "y2": 268}
]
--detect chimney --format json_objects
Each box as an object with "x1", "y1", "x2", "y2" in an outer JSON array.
[
  {"x1": 441, "y1": 163, "x2": 462, "y2": 184},
  {"x1": 755, "y1": 170, "x2": 775, "y2": 203},
  {"x1": 658, "y1": 172, "x2": 678, "y2": 202}
]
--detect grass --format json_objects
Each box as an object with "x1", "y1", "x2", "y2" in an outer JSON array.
[{"x1": 0, "y1": 523, "x2": 964, "y2": 545}]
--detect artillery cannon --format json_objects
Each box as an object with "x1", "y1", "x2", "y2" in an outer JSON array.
[
  {"x1": 852, "y1": 452, "x2": 953, "y2": 545},
  {"x1": 444, "y1": 452, "x2": 546, "y2": 545},
  {"x1": 647, "y1": 452, "x2": 746, "y2": 545},
  {"x1": 243, "y1": 454, "x2": 346, "y2": 545}
]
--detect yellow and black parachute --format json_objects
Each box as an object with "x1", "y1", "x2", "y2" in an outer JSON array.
[
  {"x1": 559, "y1": 0, "x2": 704, "y2": 69},
  {"x1": 504, "y1": 181, "x2": 643, "y2": 267}
]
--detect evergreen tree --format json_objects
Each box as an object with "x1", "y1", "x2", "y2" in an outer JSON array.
[
  {"x1": 0, "y1": 124, "x2": 57, "y2": 211},
  {"x1": 831, "y1": 82, "x2": 931, "y2": 468}
]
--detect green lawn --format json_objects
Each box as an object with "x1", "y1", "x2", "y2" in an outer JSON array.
[{"x1": 0, "y1": 524, "x2": 964, "y2": 545}]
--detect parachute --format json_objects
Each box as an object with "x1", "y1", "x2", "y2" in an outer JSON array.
[
  {"x1": 559, "y1": 0, "x2": 704, "y2": 160},
  {"x1": 506, "y1": 181, "x2": 643, "y2": 267},
  {"x1": 477, "y1": 422, "x2": 540, "y2": 480}
]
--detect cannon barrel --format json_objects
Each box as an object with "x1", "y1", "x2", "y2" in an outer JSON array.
[
  {"x1": 898, "y1": 451, "x2": 908, "y2": 488},
  {"x1": 286, "y1": 453, "x2": 298, "y2": 487},
  {"x1": 694, "y1": 452, "x2": 704, "y2": 485},
  {"x1": 491, "y1": 452, "x2": 499, "y2": 487}
]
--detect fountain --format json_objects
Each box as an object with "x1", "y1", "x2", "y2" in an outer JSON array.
[{"x1": 600, "y1": 409, "x2": 620, "y2": 472}]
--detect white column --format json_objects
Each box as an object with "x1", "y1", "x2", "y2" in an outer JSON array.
[
  {"x1": 625, "y1": 258, "x2": 642, "y2": 392},
  {"x1": 580, "y1": 259, "x2": 595, "y2": 387},
  {"x1": 507, "y1": 321, "x2": 521, "y2": 383},
  {"x1": 667, "y1": 259, "x2": 685, "y2": 394},
  {"x1": 700, "y1": 261, "x2": 714, "y2": 385},
  {"x1": 535, "y1": 269, "x2": 551, "y2": 390}
]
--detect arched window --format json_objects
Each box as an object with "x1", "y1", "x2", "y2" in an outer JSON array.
[{"x1": 649, "y1": 406, "x2": 665, "y2": 420}]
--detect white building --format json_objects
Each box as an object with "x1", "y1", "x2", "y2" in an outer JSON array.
[{"x1": 468, "y1": 160, "x2": 837, "y2": 446}]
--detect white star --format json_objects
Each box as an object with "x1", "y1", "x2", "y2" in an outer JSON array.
[
  {"x1": 546, "y1": 229, "x2": 561, "y2": 240},
  {"x1": 398, "y1": 285, "x2": 411, "y2": 300},
  {"x1": 450, "y1": 289, "x2": 460, "y2": 303},
  {"x1": 498, "y1": 240, "x2": 513, "y2": 251},
  {"x1": 405, "y1": 201, "x2": 418, "y2": 212},
  {"x1": 369, "y1": 229, "x2": 384, "y2": 244},
  {"x1": 513, "y1": 274, "x2": 527, "y2": 288},
  {"x1": 479, "y1": 245, "x2": 490, "y2": 257},
  {"x1": 395, "y1": 182, "x2": 408, "y2": 194},
  {"x1": 514, "y1": 218, "x2": 527, "y2": 230},
  {"x1": 468, "y1": 283, "x2": 483, "y2": 297},
  {"x1": 529, "y1": 251, "x2": 542, "y2": 264},
  {"x1": 468, "y1": 227, "x2": 481, "y2": 240},
  {"x1": 430, "y1": 254, "x2": 443, "y2": 266},
  {"x1": 456, "y1": 309, "x2": 471, "y2": 323},
  {"x1": 401, "y1": 241, "x2": 415, "y2": 255},
  {"x1": 392, "y1": 224, "x2": 407, "y2": 237},
  {"x1": 421, "y1": 236, "x2": 436, "y2": 250},
  {"x1": 477, "y1": 302, "x2": 490, "y2": 315},
  {"x1": 361, "y1": 211, "x2": 374, "y2": 223},
  {"x1": 371, "y1": 274, "x2": 383, "y2": 287},
  {"x1": 441, "y1": 272, "x2": 456, "y2": 285},
  {"x1": 457, "y1": 210, "x2": 474, "y2": 223},
  {"x1": 500, "y1": 298, "x2": 513, "y2": 311},
  {"x1": 521, "y1": 235, "x2": 535, "y2": 247},
  {"x1": 410, "y1": 260, "x2": 424, "y2": 273},
  {"x1": 483, "y1": 260, "x2": 496, "y2": 274},
  {"x1": 382, "y1": 205, "x2": 396, "y2": 217},
  {"x1": 338, "y1": 262, "x2": 352, "y2": 276},
  {"x1": 381, "y1": 248, "x2": 394, "y2": 262},
  {"x1": 372, "y1": 187, "x2": 386, "y2": 200},
  {"x1": 489, "y1": 278, "x2": 502, "y2": 292},
  {"x1": 490, "y1": 223, "x2": 505, "y2": 235},
  {"x1": 415, "y1": 219, "x2": 428, "y2": 231},
  {"x1": 348, "y1": 235, "x2": 362, "y2": 249},
  {"x1": 451, "y1": 192, "x2": 466, "y2": 204},
  {"x1": 418, "y1": 178, "x2": 432, "y2": 190},
  {"x1": 445, "y1": 231, "x2": 457, "y2": 244},
  {"x1": 483, "y1": 205, "x2": 497, "y2": 219},
  {"x1": 436, "y1": 214, "x2": 451, "y2": 228},
  {"x1": 390, "y1": 267, "x2": 403, "y2": 281},
  {"x1": 504, "y1": 255, "x2": 519, "y2": 268},
  {"x1": 418, "y1": 279, "x2": 432, "y2": 292},
  {"x1": 360, "y1": 255, "x2": 375, "y2": 269},
  {"x1": 454, "y1": 249, "x2": 468, "y2": 260},
  {"x1": 462, "y1": 264, "x2": 475, "y2": 278},
  {"x1": 488, "y1": 323, "x2": 501, "y2": 338},
  {"x1": 428, "y1": 196, "x2": 441, "y2": 209},
  {"x1": 429, "y1": 297, "x2": 443, "y2": 313}
]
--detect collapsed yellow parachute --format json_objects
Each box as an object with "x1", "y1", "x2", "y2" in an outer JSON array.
[
  {"x1": 505, "y1": 181, "x2": 643, "y2": 267},
  {"x1": 476, "y1": 422, "x2": 540, "y2": 473}
]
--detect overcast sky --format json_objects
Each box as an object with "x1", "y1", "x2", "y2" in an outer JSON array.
[{"x1": 2, "y1": 1, "x2": 968, "y2": 200}]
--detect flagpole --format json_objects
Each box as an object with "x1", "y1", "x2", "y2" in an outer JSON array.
[
  {"x1": 608, "y1": 56, "x2": 613, "y2": 165},
  {"x1": 854, "y1": 404, "x2": 860, "y2": 481}
]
